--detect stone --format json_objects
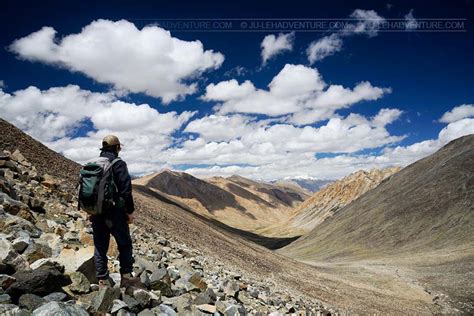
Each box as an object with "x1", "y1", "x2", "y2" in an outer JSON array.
[
  {"x1": 223, "y1": 280, "x2": 239, "y2": 298},
  {"x1": 0, "y1": 274, "x2": 16, "y2": 289},
  {"x1": 193, "y1": 288, "x2": 216, "y2": 305},
  {"x1": 6, "y1": 266, "x2": 71, "y2": 303},
  {"x1": 196, "y1": 304, "x2": 217, "y2": 314},
  {"x1": 18, "y1": 293, "x2": 46, "y2": 310},
  {"x1": 0, "y1": 303, "x2": 29, "y2": 316},
  {"x1": 43, "y1": 292, "x2": 67, "y2": 302},
  {"x1": 224, "y1": 304, "x2": 245, "y2": 316},
  {"x1": 133, "y1": 288, "x2": 152, "y2": 307},
  {"x1": 0, "y1": 293, "x2": 11, "y2": 304},
  {"x1": 12, "y1": 236, "x2": 31, "y2": 253},
  {"x1": 158, "y1": 304, "x2": 177, "y2": 316},
  {"x1": 117, "y1": 309, "x2": 137, "y2": 316},
  {"x1": 110, "y1": 299, "x2": 128, "y2": 313},
  {"x1": 56, "y1": 246, "x2": 97, "y2": 284},
  {"x1": 36, "y1": 233, "x2": 62, "y2": 258},
  {"x1": 22, "y1": 242, "x2": 52, "y2": 263},
  {"x1": 149, "y1": 268, "x2": 172, "y2": 296},
  {"x1": 0, "y1": 192, "x2": 30, "y2": 216},
  {"x1": 88, "y1": 287, "x2": 120, "y2": 313},
  {"x1": 0, "y1": 213, "x2": 42, "y2": 238},
  {"x1": 123, "y1": 294, "x2": 141, "y2": 313},
  {"x1": 0, "y1": 238, "x2": 29, "y2": 273},
  {"x1": 30, "y1": 258, "x2": 64, "y2": 272},
  {"x1": 69, "y1": 271, "x2": 90, "y2": 294},
  {"x1": 31, "y1": 301, "x2": 89, "y2": 316}
]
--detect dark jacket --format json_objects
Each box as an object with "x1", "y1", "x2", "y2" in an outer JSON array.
[{"x1": 100, "y1": 150, "x2": 135, "y2": 214}]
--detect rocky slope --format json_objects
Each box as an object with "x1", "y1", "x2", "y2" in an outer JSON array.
[
  {"x1": 281, "y1": 135, "x2": 474, "y2": 313},
  {"x1": 289, "y1": 167, "x2": 400, "y2": 232},
  {"x1": 0, "y1": 150, "x2": 331, "y2": 315},
  {"x1": 0, "y1": 118, "x2": 80, "y2": 187},
  {"x1": 134, "y1": 171, "x2": 309, "y2": 238}
]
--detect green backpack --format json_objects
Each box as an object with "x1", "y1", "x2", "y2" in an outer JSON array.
[{"x1": 78, "y1": 157, "x2": 121, "y2": 215}]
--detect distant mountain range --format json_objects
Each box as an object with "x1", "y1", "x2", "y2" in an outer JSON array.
[
  {"x1": 133, "y1": 170, "x2": 310, "y2": 237},
  {"x1": 272, "y1": 178, "x2": 333, "y2": 193}
]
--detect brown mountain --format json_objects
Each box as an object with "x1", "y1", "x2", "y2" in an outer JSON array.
[
  {"x1": 133, "y1": 171, "x2": 310, "y2": 237},
  {"x1": 280, "y1": 135, "x2": 474, "y2": 313},
  {"x1": 289, "y1": 167, "x2": 400, "y2": 232}
]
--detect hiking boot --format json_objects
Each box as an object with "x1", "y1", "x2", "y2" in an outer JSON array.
[
  {"x1": 98, "y1": 278, "x2": 112, "y2": 289},
  {"x1": 120, "y1": 273, "x2": 145, "y2": 289}
]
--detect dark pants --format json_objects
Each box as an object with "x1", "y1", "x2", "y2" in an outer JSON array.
[{"x1": 90, "y1": 209, "x2": 134, "y2": 280}]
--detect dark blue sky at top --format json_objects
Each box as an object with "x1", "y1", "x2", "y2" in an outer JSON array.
[{"x1": 1, "y1": 0, "x2": 473, "y2": 150}]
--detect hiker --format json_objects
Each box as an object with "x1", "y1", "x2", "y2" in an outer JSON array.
[{"x1": 79, "y1": 135, "x2": 141, "y2": 288}]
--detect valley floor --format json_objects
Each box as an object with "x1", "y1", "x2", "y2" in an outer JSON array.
[{"x1": 134, "y1": 187, "x2": 471, "y2": 314}]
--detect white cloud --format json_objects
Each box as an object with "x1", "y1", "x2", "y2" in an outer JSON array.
[
  {"x1": 204, "y1": 64, "x2": 390, "y2": 124},
  {"x1": 0, "y1": 80, "x2": 4, "y2": 88},
  {"x1": 306, "y1": 9, "x2": 385, "y2": 63},
  {"x1": 261, "y1": 32, "x2": 295, "y2": 65},
  {"x1": 345, "y1": 9, "x2": 386, "y2": 37},
  {"x1": 439, "y1": 104, "x2": 474, "y2": 123},
  {"x1": 404, "y1": 9, "x2": 418, "y2": 30},
  {"x1": 9, "y1": 20, "x2": 224, "y2": 103},
  {"x1": 0, "y1": 85, "x2": 196, "y2": 173},
  {"x1": 307, "y1": 34, "x2": 343, "y2": 64}
]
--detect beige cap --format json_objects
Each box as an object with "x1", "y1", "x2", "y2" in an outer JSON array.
[{"x1": 102, "y1": 135, "x2": 121, "y2": 149}]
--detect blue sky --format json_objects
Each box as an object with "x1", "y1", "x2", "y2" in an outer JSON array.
[{"x1": 0, "y1": 0, "x2": 473, "y2": 180}]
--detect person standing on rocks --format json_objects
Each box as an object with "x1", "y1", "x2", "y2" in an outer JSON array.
[{"x1": 88, "y1": 135, "x2": 141, "y2": 288}]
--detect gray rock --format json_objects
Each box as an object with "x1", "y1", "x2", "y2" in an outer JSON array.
[
  {"x1": 6, "y1": 266, "x2": 70, "y2": 302},
  {"x1": 88, "y1": 287, "x2": 120, "y2": 313},
  {"x1": 149, "y1": 268, "x2": 172, "y2": 296},
  {"x1": 133, "y1": 288, "x2": 152, "y2": 307},
  {"x1": 196, "y1": 303, "x2": 217, "y2": 314},
  {"x1": 158, "y1": 304, "x2": 177, "y2": 316},
  {"x1": 0, "y1": 238, "x2": 29, "y2": 273},
  {"x1": 12, "y1": 236, "x2": 31, "y2": 253},
  {"x1": 43, "y1": 292, "x2": 67, "y2": 302},
  {"x1": 69, "y1": 271, "x2": 90, "y2": 294},
  {"x1": 0, "y1": 293, "x2": 11, "y2": 304},
  {"x1": 193, "y1": 288, "x2": 216, "y2": 305},
  {"x1": 0, "y1": 192, "x2": 30, "y2": 216},
  {"x1": 223, "y1": 280, "x2": 239, "y2": 298},
  {"x1": 31, "y1": 301, "x2": 89, "y2": 316},
  {"x1": 0, "y1": 303, "x2": 30, "y2": 316},
  {"x1": 56, "y1": 246, "x2": 97, "y2": 284},
  {"x1": 224, "y1": 304, "x2": 246, "y2": 316},
  {"x1": 117, "y1": 309, "x2": 137, "y2": 316},
  {"x1": 22, "y1": 242, "x2": 52, "y2": 264},
  {"x1": 122, "y1": 294, "x2": 141, "y2": 313},
  {"x1": 110, "y1": 299, "x2": 128, "y2": 313},
  {"x1": 29, "y1": 258, "x2": 64, "y2": 272},
  {"x1": 18, "y1": 293, "x2": 46, "y2": 310}
]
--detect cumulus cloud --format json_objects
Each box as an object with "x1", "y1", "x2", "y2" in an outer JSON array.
[
  {"x1": 306, "y1": 9, "x2": 385, "y2": 63},
  {"x1": 0, "y1": 85, "x2": 196, "y2": 172},
  {"x1": 9, "y1": 20, "x2": 224, "y2": 103},
  {"x1": 439, "y1": 104, "x2": 474, "y2": 123},
  {"x1": 261, "y1": 32, "x2": 294, "y2": 65},
  {"x1": 204, "y1": 64, "x2": 389, "y2": 124},
  {"x1": 307, "y1": 34, "x2": 343, "y2": 64}
]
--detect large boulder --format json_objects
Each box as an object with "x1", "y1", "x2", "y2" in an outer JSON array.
[
  {"x1": 6, "y1": 266, "x2": 71, "y2": 303},
  {"x1": 22, "y1": 242, "x2": 52, "y2": 264},
  {"x1": 55, "y1": 246, "x2": 96, "y2": 283}
]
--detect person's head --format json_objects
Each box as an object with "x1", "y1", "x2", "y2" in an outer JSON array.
[{"x1": 101, "y1": 135, "x2": 122, "y2": 154}]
